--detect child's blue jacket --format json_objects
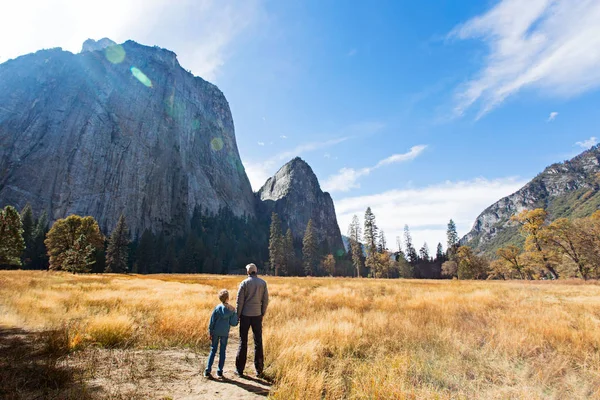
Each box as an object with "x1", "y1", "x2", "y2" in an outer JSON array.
[{"x1": 208, "y1": 304, "x2": 239, "y2": 337}]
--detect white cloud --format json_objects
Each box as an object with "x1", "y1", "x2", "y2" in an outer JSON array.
[
  {"x1": 334, "y1": 177, "x2": 528, "y2": 251},
  {"x1": 257, "y1": 142, "x2": 265, "y2": 146},
  {"x1": 449, "y1": 0, "x2": 600, "y2": 117},
  {"x1": 547, "y1": 111, "x2": 558, "y2": 121},
  {"x1": 323, "y1": 167, "x2": 370, "y2": 192},
  {"x1": 242, "y1": 121, "x2": 385, "y2": 191},
  {"x1": 323, "y1": 145, "x2": 427, "y2": 193},
  {"x1": 0, "y1": 0, "x2": 260, "y2": 81},
  {"x1": 280, "y1": 135, "x2": 287, "y2": 139},
  {"x1": 375, "y1": 145, "x2": 427, "y2": 167},
  {"x1": 243, "y1": 137, "x2": 349, "y2": 190},
  {"x1": 575, "y1": 136, "x2": 597, "y2": 149}
]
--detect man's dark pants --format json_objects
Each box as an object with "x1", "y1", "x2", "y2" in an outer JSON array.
[{"x1": 235, "y1": 315, "x2": 264, "y2": 374}]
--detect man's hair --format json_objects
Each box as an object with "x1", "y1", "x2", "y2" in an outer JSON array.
[
  {"x1": 218, "y1": 289, "x2": 229, "y2": 303},
  {"x1": 246, "y1": 263, "x2": 258, "y2": 275}
]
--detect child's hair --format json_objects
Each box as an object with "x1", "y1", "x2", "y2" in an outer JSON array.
[{"x1": 218, "y1": 289, "x2": 229, "y2": 303}]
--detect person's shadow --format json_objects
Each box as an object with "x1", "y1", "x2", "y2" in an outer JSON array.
[{"x1": 214, "y1": 374, "x2": 271, "y2": 396}]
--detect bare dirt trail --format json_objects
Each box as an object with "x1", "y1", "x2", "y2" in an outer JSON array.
[
  {"x1": 0, "y1": 326, "x2": 272, "y2": 399},
  {"x1": 83, "y1": 336, "x2": 272, "y2": 399},
  {"x1": 180, "y1": 336, "x2": 272, "y2": 399}
]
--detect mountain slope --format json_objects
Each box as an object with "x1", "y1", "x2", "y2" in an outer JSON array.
[
  {"x1": 258, "y1": 157, "x2": 345, "y2": 256},
  {"x1": 462, "y1": 145, "x2": 600, "y2": 255},
  {"x1": 0, "y1": 39, "x2": 255, "y2": 237}
]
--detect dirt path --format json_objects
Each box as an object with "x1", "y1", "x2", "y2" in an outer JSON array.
[
  {"x1": 179, "y1": 337, "x2": 272, "y2": 399},
  {"x1": 81, "y1": 337, "x2": 272, "y2": 399},
  {"x1": 0, "y1": 326, "x2": 272, "y2": 399}
]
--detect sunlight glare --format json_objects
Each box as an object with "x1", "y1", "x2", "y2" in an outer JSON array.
[
  {"x1": 130, "y1": 67, "x2": 152, "y2": 87},
  {"x1": 105, "y1": 45, "x2": 126, "y2": 64},
  {"x1": 211, "y1": 137, "x2": 224, "y2": 151}
]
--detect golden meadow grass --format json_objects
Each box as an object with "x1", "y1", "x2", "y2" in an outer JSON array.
[{"x1": 1, "y1": 271, "x2": 599, "y2": 399}]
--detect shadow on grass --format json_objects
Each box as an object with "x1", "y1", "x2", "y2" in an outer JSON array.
[{"x1": 0, "y1": 327, "x2": 95, "y2": 399}]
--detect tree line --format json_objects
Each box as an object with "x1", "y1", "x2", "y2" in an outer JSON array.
[
  {"x1": 0, "y1": 204, "x2": 270, "y2": 274},
  {"x1": 342, "y1": 207, "x2": 451, "y2": 278},
  {"x1": 3, "y1": 202, "x2": 599, "y2": 279},
  {"x1": 267, "y1": 213, "x2": 338, "y2": 276},
  {"x1": 442, "y1": 208, "x2": 600, "y2": 280}
]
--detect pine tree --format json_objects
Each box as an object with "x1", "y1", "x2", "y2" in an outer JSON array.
[
  {"x1": 348, "y1": 215, "x2": 363, "y2": 277},
  {"x1": 419, "y1": 242, "x2": 430, "y2": 262},
  {"x1": 403, "y1": 225, "x2": 418, "y2": 264},
  {"x1": 302, "y1": 219, "x2": 318, "y2": 276},
  {"x1": 45, "y1": 215, "x2": 104, "y2": 272},
  {"x1": 377, "y1": 230, "x2": 387, "y2": 253},
  {"x1": 27, "y1": 211, "x2": 49, "y2": 270},
  {"x1": 269, "y1": 212, "x2": 285, "y2": 276},
  {"x1": 435, "y1": 243, "x2": 445, "y2": 262},
  {"x1": 364, "y1": 207, "x2": 378, "y2": 275},
  {"x1": 105, "y1": 214, "x2": 130, "y2": 273},
  {"x1": 447, "y1": 219, "x2": 459, "y2": 260},
  {"x1": 396, "y1": 236, "x2": 403, "y2": 254},
  {"x1": 0, "y1": 206, "x2": 25, "y2": 267},
  {"x1": 20, "y1": 205, "x2": 34, "y2": 264},
  {"x1": 283, "y1": 228, "x2": 294, "y2": 276}
]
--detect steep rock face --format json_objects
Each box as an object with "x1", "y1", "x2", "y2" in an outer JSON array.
[
  {"x1": 0, "y1": 40, "x2": 255, "y2": 237},
  {"x1": 258, "y1": 157, "x2": 345, "y2": 255},
  {"x1": 463, "y1": 145, "x2": 600, "y2": 254}
]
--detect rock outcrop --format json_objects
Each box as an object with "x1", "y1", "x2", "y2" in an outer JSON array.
[
  {"x1": 462, "y1": 145, "x2": 600, "y2": 254},
  {"x1": 0, "y1": 40, "x2": 255, "y2": 237},
  {"x1": 258, "y1": 157, "x2": 345, "y2": 255},
  {"x1": 81, "y1": 38, "x2": 117, "y2": 53}
]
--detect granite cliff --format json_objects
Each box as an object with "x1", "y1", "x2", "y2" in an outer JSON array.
[
  {"x1": 258, "y1": 157, "x2": 345, "y2": 255},
  {"x1": 0, "y1": 39, "x2": 256, "y2": 237},
  {"x1": 462, "y1": 145, "x2": 600, "y2": 254}
]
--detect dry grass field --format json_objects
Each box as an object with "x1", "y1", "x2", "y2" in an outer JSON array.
[{"x1": 1, "y1": 271, "x2": 599, "y2": 399}]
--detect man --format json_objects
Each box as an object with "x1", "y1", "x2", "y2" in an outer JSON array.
[{"x1": 235, "y1": 263, "x2": 269, "y2": 377}]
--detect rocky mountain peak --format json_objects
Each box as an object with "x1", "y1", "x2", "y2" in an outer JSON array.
[
  {"x1": 258, "y1": 157, "x2": 321, "y2": 202},
  {"x1": 81, "y1": 38, "x2": 117, "y2": 53},
  {"x1": 258, "y1": 157, "x2": 345, "y2": 255}
]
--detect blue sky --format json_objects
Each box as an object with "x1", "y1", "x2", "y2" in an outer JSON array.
[{"x1": 2, "y1": 0, "x2": 600, "y2": 250}]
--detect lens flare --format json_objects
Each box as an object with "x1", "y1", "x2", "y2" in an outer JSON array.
[
  {"x1": 211, "y1": 137, "x2": 224, "y2": 151},
  {"x1": 164, "y1": 94, "x2": 185, "y2": 121},
  {"x1": 105, "y1": 45, "x2": 126, "y2": 64},
  {"x1": 130, "y1": 67, "x2": 152, "y2": 87}
]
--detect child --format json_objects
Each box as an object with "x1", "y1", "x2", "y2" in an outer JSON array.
[{"x1": 205, "y1": 289, "x2": 239, "y2": 379}]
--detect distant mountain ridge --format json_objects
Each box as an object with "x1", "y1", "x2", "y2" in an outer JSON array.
[{"x1": 462, "y1": 145, "x2": 600, "y2": 254}]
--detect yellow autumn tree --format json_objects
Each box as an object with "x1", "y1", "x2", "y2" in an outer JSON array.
[
  {"x1": 45, "y1": 215, "x2": 105, "y2": 273},
  {"x1": 496, "y1": 245, "x2": 533, "y2": 279},
  {"x1": 511, "y1": 209, "x2": 560, "y2": 279},
  {"x1": 456, "y1": 246, "x2": 488, "y2": 280}
]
